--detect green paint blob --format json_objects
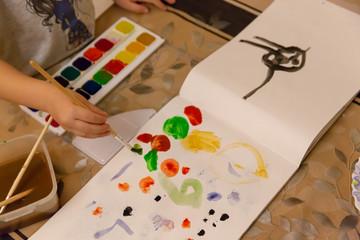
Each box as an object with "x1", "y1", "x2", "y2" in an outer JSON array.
[
  {"x1": 163, "y1": 116, "x2": 189, "y2": 139},
  {"x1": 144, "y1": 149, "x2": 158, "y2": 172},
  {"x1": 93, "y1": 69, "x2": 113, "y2": 85},
  {"x1": 158, "y1": 172, "x2": 203, "y2": 208},
  {"x1": 61, "y1": 66, "x2": 80, "y2": 81},
  {"x1": 131, "y1": 144, "x2": 143, "y2": 155}
]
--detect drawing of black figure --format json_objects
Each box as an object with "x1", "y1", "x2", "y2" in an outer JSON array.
[{"x1": 240, "y1": 36, "x2": 309, "y2": 100}]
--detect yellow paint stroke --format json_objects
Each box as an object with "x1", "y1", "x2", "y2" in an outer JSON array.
[
  {"x1": 234, "y1": 164, "x2": 244, "y2": 169},
  {"x1": 217, "y1": 143, "x2": 268, "y2": 179},
  {"x1": 180, "y1": 129, "x2": 221, "y2": 153}
]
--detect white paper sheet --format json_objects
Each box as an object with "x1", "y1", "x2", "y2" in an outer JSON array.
[
  {"x1": 180, "y1": 0, "x2": 360, "y2": 163},
  {"x1": 31, "y1": 96, "x2": 296, "y2": 239}
]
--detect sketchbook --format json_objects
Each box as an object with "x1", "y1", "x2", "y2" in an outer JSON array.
[{"x1": 30, "y1": 0, "x2": 360, "y2": 239}]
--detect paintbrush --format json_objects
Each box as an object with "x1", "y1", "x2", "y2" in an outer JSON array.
[
  {"x1": 0, "y1": 116, "x2": 53, "y2": 214},
  {"x1": 0, "y1": 188, "x2": 34, "y2": 209},
  {"x1": 29, "y1": 60, "x2": 142, "y2": 154}
]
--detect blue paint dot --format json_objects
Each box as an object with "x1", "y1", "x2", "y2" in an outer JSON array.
[
  {"x1": 27, "y1": 107, "x2": 38, "y2": 112},
  {"x1": 82, "y1": 80, "x2": 102, "y2": 95},
  {"x1": 228, "y1": 191, "x2": 240, "y2": 202},
  {"x1": 207, "y1": 192, "x2": 222, "y2": 201}
]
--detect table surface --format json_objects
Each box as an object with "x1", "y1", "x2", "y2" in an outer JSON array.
[{"x1": 1, "y1": 0, "x2": 360, "y2": 239}]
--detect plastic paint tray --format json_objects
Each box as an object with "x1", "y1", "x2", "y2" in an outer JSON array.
[{"x1": 0, "y1": 134, "x2": 59, "y2": 233}]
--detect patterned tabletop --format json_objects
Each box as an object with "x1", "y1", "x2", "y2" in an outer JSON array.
[{"x1": 1, "y1": 0, "x2": 360, "y2": 239}]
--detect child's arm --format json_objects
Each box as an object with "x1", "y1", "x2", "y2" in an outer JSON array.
[
  {"x1": 114, "y1": 0, "x2": 176, "y2": 14},
  {"x1": 0, "y1": 59, "x2": 110, "y2": 138}
]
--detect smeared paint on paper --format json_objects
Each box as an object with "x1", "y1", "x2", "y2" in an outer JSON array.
[
  {"x1": 139, "y1": 176, "x2": 155, "y2": 194},
  {"x1": 110, "y1": 161, "x2": 133, "y2": 181},
  {"x1": 93, "y1": 207, "x2": 103, "y2": 217},
  {"x1": 158, "y1": 172, "x2": 203, "y2": 208},
  {"x1": 181, "y1": 130, "x2": 221, "y2": 153},
  {"x1": 182, "y1": 167, "x2": 190, "y2": 175},
  {"x1": 118, "y1": 182, "x2": 130, "y2": 192},
  {"x1": 160, "y1": 158, "x2": 179, "y2": 177},
  {"x1": 184, "y1": 105, "x2": 202, "y2": 126},
  {"x1": 151, "y1": 135, "x2": 171, "y2": 152},
  {"x1": 182, "y1": 218, "x2": 191, "y2": 228},
  {"x1": 153, "y1": 215, "x2": 175, "y2": 231},
  {"x1": 93, "y1": 218, "x2": 133, "y2": 238},
  {"x1": 207, "y1": 192, "x2": 222, "y2": 201},
  {"x1": 163, "y1": 116, "x2": 189, "y2": 139},
  {"x1": 144, "y1": 149, "x2": 158, "y2": 172}
]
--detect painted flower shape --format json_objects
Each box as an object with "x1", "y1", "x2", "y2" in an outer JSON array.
[{"x1": 352, "y1": 160, "x2": 360, "y2": 203}]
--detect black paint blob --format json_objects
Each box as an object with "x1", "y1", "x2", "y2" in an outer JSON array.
[
  {"x1": 123, "y1": 206, "x2": 133, "y2": 216},
  {"x1": 220, "y1": 213, "x2": 229, "y2": 221},
  {"x1": 209, "y1": 209, "x2": 215, "y2": 215},
  {"x1": 198, "y1": 229, "x2": 205, "y2": 236},
  {"x1": 203, "y1": 218, "x2": 208, "y2": 223},
  {"x1": 154, "y1": 195, "x2": 161, "y2": 202}
]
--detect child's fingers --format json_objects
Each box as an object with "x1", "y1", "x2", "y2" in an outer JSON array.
[
  {"x1": 115, "y1": 0, "x2": 150, "y2": 13},
  {"x1": 136, "y1": 0, "x2": 167, "y2": 11},
  {"x1": 71, "y1": 90, "x2": 108, "y2": 117},
  {"x1": 68, "y1": 121, "x2": 111, "y2": 138},
  {"x1": 79, "y1": 98, "x2": 108, "y2": 117},
  {"x1": 163, "y1": 0, "x2": 176, "y2": 5},
  {"x1": 73, "y1": 105, "x2": 109, "y2": 125}
]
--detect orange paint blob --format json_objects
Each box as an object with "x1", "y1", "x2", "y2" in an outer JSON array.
[
  {"x1": 184, "y1": 105, "x2": 202, "y2": 126},
  {"x1": 151, "y1": 135, "x2": 171, "y2": 152},
  {"x1": 93, "y1": 206, "x2": 103, "y2": 217},
  {"x1": 139, "y1": 176, "x2": 155, "y2": 194},
  {"x1": 182, "y1": 218, "x2": 191, "y2": 228},
  {"x1": 160, "y1": 158, "x2": 179, "y2": 177},
  {"x1": 137, "y1": 133, "x2": 153, "y2": 143},
  {"x1": 118, "y1": 182, "x2": 130, "y2": 192},
  {"x1": 182, "y1": 167, "x2": 190, "y2": 175}
]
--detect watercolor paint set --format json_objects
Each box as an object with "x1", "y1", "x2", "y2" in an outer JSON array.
[{"x1": 20, "y1": 17, "x2": 164, "y2": 135}]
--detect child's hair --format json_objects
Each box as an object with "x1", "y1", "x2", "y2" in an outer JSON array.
[{"x1": 25, "y1": 0, "x2": 73, "y2": 31}]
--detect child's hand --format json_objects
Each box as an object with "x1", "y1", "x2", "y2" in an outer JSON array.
[
  {"x1": 114, "y1": 0, "x2": 175, "y2": 14},
  {"x1": 47, "y1": 89, "x2": 110, "y2": 138}
]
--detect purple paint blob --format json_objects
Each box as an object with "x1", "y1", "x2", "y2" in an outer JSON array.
[
  {"x1": 227, "y1": 191, "x2": 240, "y2": 205},
  {"x1": 207, "y1": 192, "x2": 222, "y2": 201},
  {"x1": 110, "y1": 162, "x2": 133, "y2": 181},
  {"x1": 228, "y1": 162, "x2": 242, "y2": 177},
  {"x1": 86, "y1": 201, "x2": 96, "y2": 208}
]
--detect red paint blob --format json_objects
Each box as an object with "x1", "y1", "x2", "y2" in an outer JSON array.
[
  {"x1": 139, "y1": 176, "x2": 155, "y2": 194},
  {"x1": 151, "y1": 135, "x2": 171, "y2": 152},
  {"x1": 137, "y1": 133, "x2": 153, "y2": 143},
  {"x1": 84, "y1": 47, "x2": 103, "y2": 61},
  {"x1": 45, "y1": 115, "x2": 60, "y2": 127},
  {"x1": 92, "y1": 206, "x2": 103, "y2": 217},
  {"x1": 118, "y1": 182, "x2": 130, "y2": 192},
  {"x1": 104, "y1": 59, "x2": 125, "y2": 74},
  {"x1": 184, "y1": 105, "x2": 202, "y2": 126},
  {"x1": 182, "y1": 167, "x2": 190, "y2": 175},
  {"x1": 95, "y1": 38, "x2": 114, "y2": 52},
  {"x1": 161, "y1": 158, "x2": 179, "y2": 177},
  {"x1": 182, "y1": 218, "x2": 191, "y2": 228}
]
